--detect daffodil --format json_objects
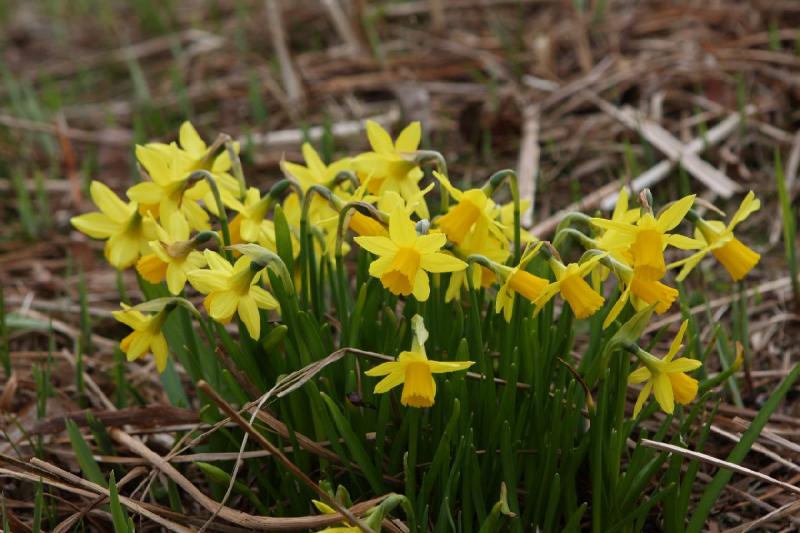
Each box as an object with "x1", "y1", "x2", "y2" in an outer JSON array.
[
  {"x1": 433, "y1": 171, "x2": 505, "y2": 245},
  {"x1": 112, "y1": 303, "x2": 171, "y2": 373},
  {"x1": 71, "y1": 181, "x2": 158, "y2": 269},
  {"x1": 130, "y1": 122, "x2": 240, "y2": 230},
  {"x1": 355, "y1": 208, "x2": 467, "y2": 300},
  {"x1": 365, "y1": 315, "x2": 473, "y2": 407},
  {"x1": 534, "y1": 254, "x2": 608, "y2": 319},
  {"x1": 446, "y1": 220, "x2": 510, "y2": 302},
  {"x1": 670, "y1": 191, "x2": 761, "y2": 282},
  {"x1": 227, "y1": 187, "x2": 275, "y2": 244},
  {"x1": 592, "y1": 195, "x2": 701, "y2": 281},
  {"x1": 628, "y1": 320, "x2": 702, "y2": 416},
  {"x1": 494, "y1": 243, "x2": 547, "y2": 321},
  {"x1": 187, "y1": 250, "x2": 279, "y2": 339},
  {"x1": 281, "y1": 143, "x2": 353, "y2": 193},
  {"x1": 603, "y1": 267, "x2": 678, "y2": 328},
  {"x1": 353, "y1": 120, "x2": 428, "y2": 218},
  {"x1": 136, "y1": 212, "x2": 208, "y2": 294}
]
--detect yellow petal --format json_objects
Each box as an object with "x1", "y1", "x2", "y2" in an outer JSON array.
[
  {"x1": 728, "y1": 191, "x2": 760, "y2": 230},
  {"x1": 656, "y1": 195, "x2": 695, "y2": 232},
  {"x1": 301, "y1": 143, "x2": 327, "y2": 180},
  {"x1": 71, "y1": 212, "x2": 120, "y2": 239},
  {"x1": 428, "y1": 360, "x2": 474, "y2": 373},
  {"x1": 665, "y1": 358, "x2": 702, "y2": 373},
  {"x1": 127, "y1": 181, "x2": 163, "y2": 205},
  {"x1": 628, "y1": 365, "x2": 651, "y2": 385},
  {"x1": 238, "y1": 295, "x2": 261, "y2": 339},
  {"x1": 179, "y1": 121, "x2": 206, "y2": 155},
  {"x1": 251, "y1": 286, "x2": 279, "y2": 310},
  {"x1": 365, "y1": 120, "x2": 394, "y2": 154},
  {"x1": 632, "y1": 382, "x2": 652, "y2": 417},
  {"x1": 652, "y1": 373, "x2": 675, "y2": 414},
  {"x1": 151, "y1": 334, "x2": 169, "y2": 373},
  {"x1": 90, "y1": 181, "x2": 131, "y2": 222},
  {"x1": 665, "y1": 320, "x2": 689, "y2": 361},
  {"x1": 365, "y1": 360, "x2": 401, "y2": 377},
  {"x1": 388, "y1": 208, "x2": 417, "y2": 245},
  {"x1": 208, "y1": 291, "x2": 238, "y2": 322},
  {"x1": 187, "y1": 269, "x2": 228, "y2": 293},
  {"x1": 414, "y1": 233, "x2": 447, "y2": 254},
  {"x1": 354, "y1": 236, "x2": 398, "y2": 256},
  {"x1": 165, "y1": 262, "x2": 186, "y2": 295},
  {"x1": 412, "y1": 270, "x2": 430, "y2": 301},
  {"x1": 395, "y1": 121, "x2": 421, "y2": 152},
  {"x1": 373, "y1": 369, "x2": 406, "y2": 393},
  {"x1": 419, "y1": 252, "x2": 467, "y2": 273}
]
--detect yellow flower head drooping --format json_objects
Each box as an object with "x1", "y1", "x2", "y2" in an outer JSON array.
[
  {"x1": 592, "y1": 194, "x2": 701, "y2": 281},
  {"x1": 129, "y1": 121, "x2": 241, "y2": 230},
  {"x1": 355, "y1": 208, "x2": 467, "y2": 301},
  {"x1": 365, "y1": 315, "x2": 474, "y2": 407},
  {"x1": 603, "y1": 267, "x2": 678, "y2": 328},
  {"x1": 227, "y1": 187, "x2": 276, "y2": 244},
  {"x1": 187, "y1": 250, "x2": 279, "y2": 340},
  {"x1": 433, "y1": 171, "x2": 506, "y2": 245},
  {"x1": 71, "y1": 181, "x2": 158, "y2": 270},
  {"x1": 628, "y1": 320, "x2": 702, "y2": 417},
  {"x1": 494, "y1": 242, "x2": 547, "y2": 322},
  {"x1": 446, "y1": 218, "x2": 511, "y2": 302},
  {"x1": 534, "y1": 254, "x2": 608, "y2": 319},
  {"x1": 112, "y1": 303, "x2": 171, "y2": 373},
  {"x1": 136, "y1": 212, "x2": 208, "y2": 295},
  {"x1": 670, "y1": 191, "x2": 761, "y2": 282},
  {"x1": 353, "y1": 120, "x2": 429, "y2": 218}
]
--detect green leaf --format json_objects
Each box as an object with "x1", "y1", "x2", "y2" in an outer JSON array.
[
  {"x1": 108, "y1": 471, "x2": 132, "y2": 533},
  {"x1": 65, "y1": 419, "x2": 104, "y2": 486}
]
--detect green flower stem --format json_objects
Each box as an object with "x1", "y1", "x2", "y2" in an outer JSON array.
[
  {"x1": 187, "y1": 170, "x2": 233, "y2": 262},
  {"x1": 552, "y1": 227, "x2": 598, "y2": 253},
  {"x1": 414, "y1": 150, "x2": 449, "y2": 213},
  {"x1": 483, "y1": 169, "x2": 521, "y2": 263},
  {"x1": 554, "y1": 212, "x2": 593, "y2": 236}
]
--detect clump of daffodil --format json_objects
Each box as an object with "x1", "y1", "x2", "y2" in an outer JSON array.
[
  {"x1": 433, "y1": 171, "x2": 505, "y2": 245},
  {"x1": 628, "y1": 320, "x2": 702, "y2": 416},
  {"x1": 603, "y1": 263, "x2": 678, "y2": 328},
  {"x1": 534, "y1": 253, "x2": 608, "y2": 319},
  {"x1": 71, "y1": 181, "x2": 158, "y2": 269},
  {"x1": 136, "y1": 212, "x2": 209, "y2": 295},
  {"x1": 670, "y1": 191, "x2": 761, "y2": 282},
  {"x1": 353, "y1": 120, "x2": 429, "y2": 218},
  {"x1": 355, "y1": 207, "x2": 466, "y2": 301},
  {"x1": 592, "y1": 194, "x2": 700, "y2": 281},
  {"x1": 446, "y1": 219, "x2": 510, "y2": 302},
  {"x1": 112, "y1": 303, "x2": 172, "y2": 373},
  {"x1": 365, "y1": 315, "x2": 474, "y2": 407},
  {"x1": 494, "y1": 242, "x2": 547, "y2": 321},
  {"x1": 187, "y1": 250, "x2": 279, "y2": 340}
]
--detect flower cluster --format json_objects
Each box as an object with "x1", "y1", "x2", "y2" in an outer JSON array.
[{"x1": 71, "y1": 120, "x2": 759, "y2": 417}]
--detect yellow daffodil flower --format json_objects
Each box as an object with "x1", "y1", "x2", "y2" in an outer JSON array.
[
  {"x1": 281, "y1": 143, "x2": 353, "y2": 193},
  {"x1": 603, "y1": 267, "x2": 678, "y2": 328},
  {"x1": 353, "y1": 120, "x2": 428, "y2": 218},
  {"x1": 534, "y1": 254, "x2": 608, "y2": 319},
  {"x1": 187, "y1": 250, "x2": 279, "y2": 339},
  {"x1": 494, "y1": 243, "x2": 547, "y2": 321},
  {"x1": 446, "y1": 220, "x2": 510, "y2": 302},
  {"x1": 112, "y1": 303, "x2": 171, "y2": 373},
  {"x1": 365, "y1": 315, "x2": 473, "y2": 407},
  {"x1": 355, "y1": 208, "x2": 467, "y2": 301},
  {"x1": 227, "y1": 187, "x2": 275, "y2": 244},
  {"x1": 136, "y1": 212, "x2": 208, "y2": 294},
  {"x1": 433, "y1": 171, "x2": 506, "y2": 245},
  {"x1": 628, "y1": 320, "x2": 702, "y2": 416},
  {"x1": 591, "y1": 195, "x2": 701, "y2": 281},
  {"x1": 71, "y1": 181, "x2": 158, "y2": 269},
  {"x1": 130, "y1": 122, "x2": 240, "y2": 230},
  {"x1": 670, "y1": 191, "x2": 761, "y2": 282}
]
